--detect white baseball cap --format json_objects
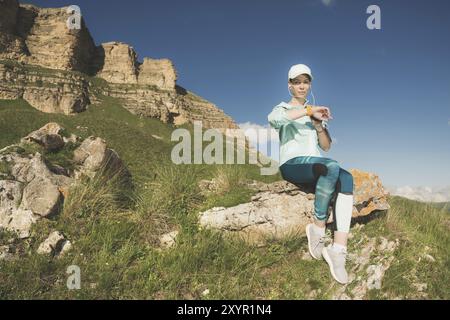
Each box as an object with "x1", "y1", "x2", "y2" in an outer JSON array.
[{"x1": 288, "y1": 64, "x2": 313, "y2": 80}]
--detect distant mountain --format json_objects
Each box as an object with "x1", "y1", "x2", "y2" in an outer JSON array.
[
  {"x1": 431, "y1": 202, "x2": 450, "y2": 212},
  {"x1": 385, "y1": 185, "x2": 450, "y2": 203}
]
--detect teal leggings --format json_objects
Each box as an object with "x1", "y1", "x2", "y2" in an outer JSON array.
[{"x1": 279, "y1": 156, "x2": 354, "y2": 221}]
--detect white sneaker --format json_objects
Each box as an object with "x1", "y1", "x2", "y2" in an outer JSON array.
[
  {"x1": 306, "y1": 224, "x2": 326, "y2": 260},
  {"x1": 322, "y1": 244, "x2": 349, "y2": 284}
]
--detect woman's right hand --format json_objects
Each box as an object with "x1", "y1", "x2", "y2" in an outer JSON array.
[{"x1": 311, "y1": 106, "x2": 333, "y2": 121}]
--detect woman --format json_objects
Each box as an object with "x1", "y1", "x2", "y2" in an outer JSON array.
[{"x1": 267, "y1": 64, "x2": 354, "y2": 284}]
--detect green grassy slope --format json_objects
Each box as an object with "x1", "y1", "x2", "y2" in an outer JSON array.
[{"x1": 0, "y1": 98, "x2": 281, "y2": 190}]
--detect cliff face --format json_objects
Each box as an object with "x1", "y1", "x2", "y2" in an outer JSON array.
[
  {"x1": 0, "y1": 0, "x2": 239, "y2": 131},
  {"x1": 0, "y1": 62, "x2": 90, "y2": 114},
  {"x1": 0, "y1": 1, "x2": 96, "y2": 73},
  {"x1": 18, "y1": 4, "x2": 97, "y2": 74}
]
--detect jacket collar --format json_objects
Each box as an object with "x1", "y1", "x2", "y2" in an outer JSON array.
[{"x1": 282, "y1": 99, "x2": 309, "y2": 109}]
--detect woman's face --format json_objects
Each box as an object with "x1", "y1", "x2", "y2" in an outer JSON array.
[{"x1": 289, "y1": 74, "x2": 311, "y2": 99}]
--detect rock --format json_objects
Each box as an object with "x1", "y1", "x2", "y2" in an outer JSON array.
[
  {"x1": 9, "y1": 152, "x2": 72, "y2": 187},
  {"x1": 332, "y1": 236, "x2": 399, "y2": 300},
  {"x1": 73, "y1": 136, "x2": 108, "y2": 171},
  {"x1": 0, "y1": 62, "x2": 90, "y2": 114},
  {"x1": 22, "y1": 87, "x2": 90, "y2": 115},
  {"x1": 301, "y1": 250, "x2": 313, "y2": 261},
  {"x1": 152, "y1": 134, "x2": 163, "y2": 140},
  {"x1": 159, "y1": 230, "x2": 179, "y2": 249},
  {"x1": 73, "y1": 136, "x2": 130, "y2": 180},
  {"x1": 59, "y1": 239, "x2": 72, "y2": 256},
  {"x1": 63, "y1": 134, "x2": 79, "y2": 144},
  {"x1": 0, "y1": 244, "x2": 14, "y2": 261},
  {"x1": 94, "y1": 43, "x2": 177, "y2": 89},
  {"x1": 201, "y1": 289, "x2": 210, "y2": 297},
  {"x1": 422, "y1": 254, "x2": 436, "y2": 263},
  {"x1": 22, "y1": 123, "x2": 65, "y2": 151},
  {"x1": 138, "y1": 57, "x2": 177, "y2": 89},
  {"x1": 37, "y1": 231, "x2": 71, "y2": 257},
  {"x1": 350, "y1": 169, "x2": 390, "y2": 217},
  {"x1": 94, "y1": 42, "x2": 139, "y2": 84},
  {"x1": 199, "y1": 191, "x2": 314, "y2": 246},
  {"x1": 198, "y1": 171, "x2": 390, "y2": 245},
  {"x1": 21, "y1": 176, "x2": 62, "y2": 217},
  {"x1": 413, "y1": 282, "x2": 427, "y2": 292},
  {"x1": 0, "y1": 179, "x2": 39, "y2": 238},
  {"x1": 17, "y1": 4, "x2": 97, "y2": 73},
  {"x1": 366, "y1": 264, "x2": 385, "y2": 290}
]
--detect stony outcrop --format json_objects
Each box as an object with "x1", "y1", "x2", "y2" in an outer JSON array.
[
  {"x1": 100, "y1": 83, "x2": 240, "y2": 130},
  {"x1": 0, "y1": 123, "x2": 130, "y2": 238},
  {"x1": 138, "y1": 57, "x2": 177, "y2": 89},
  {"x1": 331, "y1": 230, "x2": 400, "y2": 300},
  {"x1": 21, "y1": 122, "x2": 66, "y2": 151},
  {"x1": 73, "y1": 136, "x2": 131, "y2": 182},
  {"x1": 0, "y1": 152, "x2": 68, "y2": 238},
  {"x1": 94, "y1": 42, "x2": 139, "y2": 84},
  {"x1": 0, "y1": 1, "x2": 96, "y2": 73},
  {"x1": 0, "y1": 1, "x2": 240, "y2": 132},
  {"x1": 198, "y1": 170, "x2": 390, "y2": 245},
  {"x1": 93, "y1": 42, "x2": 177, "y2": 89},
  {"x1": 18, "y1": 4, "x2": 97, "y2": 73},
  {"x1": 0, "y1": 62, "x2": 90, "y2": 114}
]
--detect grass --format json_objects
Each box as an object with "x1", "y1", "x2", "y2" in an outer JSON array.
[{"x1": 2, "y1": 167, "x2": 448, "y2": 299}]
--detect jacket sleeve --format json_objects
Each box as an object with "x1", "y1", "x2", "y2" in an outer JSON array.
[{"x1": 268, "y1": 106, "x2": 292, "y2": 130}]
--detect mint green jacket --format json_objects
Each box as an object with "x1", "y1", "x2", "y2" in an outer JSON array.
[{"x1": 268, "y1": 101, "x2": 329, "y2": 166}]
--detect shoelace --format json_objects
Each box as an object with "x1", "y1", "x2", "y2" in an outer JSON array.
[
  {"x1": 313, "y1": 236, "x2": 326, "y2": 250},
  {"x1": 338, "y1": 249, "x2": 349, "y2": 262}
]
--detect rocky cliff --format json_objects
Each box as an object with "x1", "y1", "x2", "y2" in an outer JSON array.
[{"x1": 0, "y1": 0, "x2": 239, "y2": 133}]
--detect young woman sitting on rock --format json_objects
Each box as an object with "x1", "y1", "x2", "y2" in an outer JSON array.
[{"x1": 268, "y1": 64, "x2": 354, "y2": 284}]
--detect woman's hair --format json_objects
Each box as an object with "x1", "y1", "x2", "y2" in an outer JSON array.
[{"x1": 289, "y1": 74, "x2": 312, "y2": 83}]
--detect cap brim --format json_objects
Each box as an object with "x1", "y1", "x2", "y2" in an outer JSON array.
[{"x1": 289, "y1": 73, "x2": 313, "y2": 80}]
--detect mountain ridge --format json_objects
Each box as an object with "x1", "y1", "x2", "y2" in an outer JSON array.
[{"x1": 0, "y1": 0, "x2": 240, "y2": 133}]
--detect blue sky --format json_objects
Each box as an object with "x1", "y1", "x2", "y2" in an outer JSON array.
[{"x1": 27, "y1": 0, "x2": 450, "y2": 189}]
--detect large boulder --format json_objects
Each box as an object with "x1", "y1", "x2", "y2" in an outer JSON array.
[
  {"x1": 0, "y1": 179, "x2": 38, "y2": 238},
  {"x1": 0, "y1": 152, "x2": 69, "y2": 237},
  {"x1": 21, "y1": 176, "x2": 62, "y2": 217},
  {"x1": 350, "y1": 169, "x2": 391, "y2": 215},
  {"x1": 73, "y1": 136, "x2": 130, "y2": 181},
  {"x1": 21, "y1": 122, "x2": 65, "y2": 152},
  {"x1": 198, "y1": 171, "x2": 390, "y2": 245}
]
